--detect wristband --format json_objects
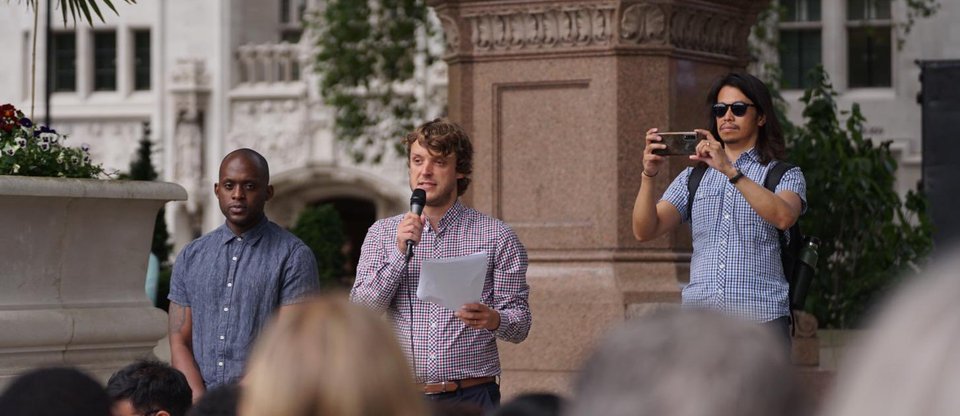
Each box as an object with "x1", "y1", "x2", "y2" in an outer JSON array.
[{"x1": 728, "y1": 168, "x2": 744, "y2": 184}]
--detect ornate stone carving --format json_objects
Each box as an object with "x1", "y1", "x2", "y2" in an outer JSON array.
[
  {"x1": 437, "y1": 12, "x2": 460, "y2": 54},
  {"x1": 227, "y1": 98, "x2": 310, "y2": 168},
  {"x1": 620, "y1": 3, "x2": 666, "y2": 44},
  {"x1": 620, "y1": 3, "x2": 749, "y2": 57},
  {"x1": 169, "y1": 59, "x2": 210, "y2": 214},
  {"x1": 465, "y1": 4, "x2": 617, "y2": 52}
]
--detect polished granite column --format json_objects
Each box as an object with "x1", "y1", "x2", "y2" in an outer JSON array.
[{"x1": 428, "y1": 0, "x2": 770, "y2": 396}]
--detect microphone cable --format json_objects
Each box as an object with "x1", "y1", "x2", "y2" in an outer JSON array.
[{"x1": 403, "y1": 253, "x2": 420, "y2": 384}]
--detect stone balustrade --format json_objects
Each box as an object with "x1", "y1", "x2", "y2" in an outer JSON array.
[{"x1": 236, "y1": 42, "x2": 303, "y2": 84}]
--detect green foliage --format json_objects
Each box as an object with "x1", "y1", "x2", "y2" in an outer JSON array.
[
  {"x1": 127, "y1": 135, "x2": 158, "y2": 181},
  {"x1": 291, "y1": 204, "x2": 347, "y2": 288},
  {"x1": 118, "y1": 132, "x2": 172, "y2": 265},
  {"x1": 1, "y1": 103, "x2": 103, "y2": 178},
  {"x1": 787, "y1": 66, "x2": 933, "y2": 328},
  {"x1": 897, "y1": 0, "x2": 940, "y2": 49},
  {"x1": 310, "y1": 0, "x2": 437, "y2": 164}
]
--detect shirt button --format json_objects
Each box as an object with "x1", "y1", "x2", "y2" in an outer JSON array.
[
  {"x1": 220, "y1": 335, "x2": 225, "y2": 340},
  {"x1": 429, "y1": 354, "x2": 436, "y2": 360},
  {"x1": 223, "y1": 307, "x2": 229, "y2": 312},
  {"x1": 723, "y1": 214, "x2": 730, "y2": 220},
  {"x1": 430, "y1": 323, "x2": 437, "y2": 329},
  {"x1": 227, "y1": 283, "x2": 233, "y2": 287},
  {"x1": 232, "y1": 256, "x2": 238, "y2": 261},
  {"x1": 237, "y1": 237, "x2": 243, "y2": 241},
  {"x1": 218, "y1": 362, "x2": 223, "y2": 367},
  {"x1": 719, "y1": 264, "x2": 725, "y2": 269}
]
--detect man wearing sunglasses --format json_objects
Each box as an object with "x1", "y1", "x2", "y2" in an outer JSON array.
[{"x1": 631, "y1": 72, "x2": 807, "y2": 343}]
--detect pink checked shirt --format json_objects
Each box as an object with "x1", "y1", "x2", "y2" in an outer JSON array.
[{"x1": 350, "y1": 200, "x2": 531, "y2": 383}]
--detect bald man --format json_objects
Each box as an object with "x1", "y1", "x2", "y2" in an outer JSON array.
[{"x1": 168, "y1": 149, "x2": 319, "y2": 400}]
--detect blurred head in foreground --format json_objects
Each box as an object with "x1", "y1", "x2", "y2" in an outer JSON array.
[
  {"x1": 567, "y1": 310, "x2": 807, "y2": 416},
  {"x1": 0, "y1": 367, "x2": 111, "y2": 416},
  {"x1": 821, "y1": 249, "x2": 960, "y2": 416},
  {"x1": 240, "y1": 294, "x2": 425, "y2": 416}
]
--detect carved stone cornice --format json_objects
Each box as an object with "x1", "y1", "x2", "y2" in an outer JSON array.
[
  {"x1": 463, "y1": 4, "x2": 617, "y2": 53},
  {"x1": 430, "y1": 0, "x2": 764, "y2": 63},
  {"x1": 619, "y1": 2, "x2": 751, "y2": 58}
]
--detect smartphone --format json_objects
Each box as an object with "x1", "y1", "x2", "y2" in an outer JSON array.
[{"x1": 651, "y1": 131, "x2": 705, "y2": 156}]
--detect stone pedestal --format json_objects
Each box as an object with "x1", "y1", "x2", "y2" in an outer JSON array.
[
  {"x1": 0, "y1": 177, "x2": 187, "y2": 389},
  {"x1": 428, "y1": 0, "x2": 769, "y2": 396}
]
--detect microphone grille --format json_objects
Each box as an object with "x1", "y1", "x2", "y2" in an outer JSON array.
[{"x1": 411, "y1": 188, "x2": 426, "y2": 204}]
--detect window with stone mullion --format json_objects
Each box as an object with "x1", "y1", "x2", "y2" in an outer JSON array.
[
  {"x1": 51, "y1": 32, "x2": 77, "y2": 93},
  {"x1": 847, "y1": 0, "x2": 892, "y2": 88},
  {"x1": 778, "y1": 0, "x2": 822, "y2": 90},
  {"x1": 93, "y1": 30, "x2": 117, "y2": 91}
]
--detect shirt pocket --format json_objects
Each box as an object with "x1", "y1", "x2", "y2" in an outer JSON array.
[
  {"x1": 691, "y1": 186, "x2": 723, "y2": 240},
  {"x1": 739, "y1": 216, "x2": 778, "y2": 250}
]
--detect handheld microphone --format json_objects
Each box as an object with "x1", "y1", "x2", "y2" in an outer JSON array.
[{"x1": 405, "y1": 188, "x2": 426, "y2": 261}]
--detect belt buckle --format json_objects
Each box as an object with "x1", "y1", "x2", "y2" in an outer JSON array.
[{"x1": 424, "y1": 380, "x2": 456, "y2": 395}]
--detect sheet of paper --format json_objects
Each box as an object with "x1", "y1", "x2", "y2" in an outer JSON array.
[{"x1": 417, "y1": 251, "x2": 488, "y2": 311}]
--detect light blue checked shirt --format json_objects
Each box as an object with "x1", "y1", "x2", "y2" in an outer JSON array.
[
  {"x1": 662, "y1": 148, "x2": 807, "y2": 322},
  {"x1": 168, "y1": 217, "x2": 320, "y2": 389}
]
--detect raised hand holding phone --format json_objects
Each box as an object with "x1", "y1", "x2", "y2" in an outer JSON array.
[{"x1": 690, "y1": 128, "x2": 736, "y2": 178}]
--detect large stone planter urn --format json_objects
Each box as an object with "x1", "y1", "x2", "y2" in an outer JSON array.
[{"x1": 0, "y1": 176, "x2": 187, "y2": 388}]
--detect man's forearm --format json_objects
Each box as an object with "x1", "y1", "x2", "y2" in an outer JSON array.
[
  {"x1": 632, "y1": 174, "x2": 661, "y2": 240},
  {"x1": 170, "y1": 343, "x2": 205, "y2": 400},
  {"x1": 732, "y1": 176, "x2": 800, "y2": 230}
]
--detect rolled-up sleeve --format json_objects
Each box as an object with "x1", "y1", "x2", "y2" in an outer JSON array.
[
  {"x1": 279, "y1": 244, "x2": 320, "y2": 305},
  {"x1": 167, "y1": 244, "x2": 192, "y2": 306},
  {"x1": 776, "y1": 166, "x2": 807, "y2": 214},
  {"x1": 661, "y1": 167, "x2": 694, "y2": 223}
]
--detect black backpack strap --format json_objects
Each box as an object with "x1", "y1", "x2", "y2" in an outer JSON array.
[
  {"x1": 763, "y1": 161, "x2": 796, "y2": 247},
  {"x1": 686, "y1": 164, "x2": 708, "y2": 220},
  {"x1": 763, "y1": 161, "x2": 794, "y2": 192}
]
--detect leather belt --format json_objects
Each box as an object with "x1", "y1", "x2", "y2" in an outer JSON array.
[{"x1": 420, "y1": 376, "x2": 496, "y2": 395}]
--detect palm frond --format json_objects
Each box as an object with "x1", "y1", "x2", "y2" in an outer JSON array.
[{"x1": 56, "y1": 0, "x2": 136, "y2": 26}]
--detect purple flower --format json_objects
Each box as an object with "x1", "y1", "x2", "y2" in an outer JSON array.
[
  {"x1": 39, "y1": 141, "x2": 50, "y2": 151},
  {"x1": 15, "y1": 137, "x2": 26, "y2": 147},
  {"x1": 81, "y1": 143, "x2": 90, "y2": 152},
  {"x1": 19, "y1": 118, "x2": 32, "y2": 128}
]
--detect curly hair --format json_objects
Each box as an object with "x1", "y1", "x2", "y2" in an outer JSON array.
[{"x1": 402, "y1": 119, "x2": 473, "y2": 196}]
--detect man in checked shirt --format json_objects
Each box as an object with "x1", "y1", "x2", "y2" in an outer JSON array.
[
  {"x1": 632, "y1": 73, "x2": 807, "y2": 345},
  {"x1": 351, "y1": 119, "x2": 532, "y2": 412}
]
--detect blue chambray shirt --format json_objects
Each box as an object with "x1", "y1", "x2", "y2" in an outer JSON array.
[
  {"x1": 661, "y1": 148, "x2": 807, "y2": 322},
  {"x1": 168, "y1": 217, "x2": 319, "y2": 389}
]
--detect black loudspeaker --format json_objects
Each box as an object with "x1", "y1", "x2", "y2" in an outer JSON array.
[{"x1": 918, "y1": 60, "x2": 960, "y2": 249}]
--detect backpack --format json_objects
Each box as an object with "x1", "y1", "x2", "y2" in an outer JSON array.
[{"x1": 686, "y1": 161, "x2": 810, "y2": 311}]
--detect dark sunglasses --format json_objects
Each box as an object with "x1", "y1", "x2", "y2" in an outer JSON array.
[{"x1": 712, "y1": 101, "x2": 756, "y2": 118}]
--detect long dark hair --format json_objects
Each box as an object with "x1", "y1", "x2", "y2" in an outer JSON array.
[{"x1": 706, "y1": 73, "x2": 785, "y2": 164}]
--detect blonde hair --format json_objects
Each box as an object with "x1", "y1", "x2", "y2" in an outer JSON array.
[
  {"x1": 821, "y1": 249, "x2": 960, "y2": 416},
  {"x1": 240, "y1": 294, "x2": 425, "y2": 416}
]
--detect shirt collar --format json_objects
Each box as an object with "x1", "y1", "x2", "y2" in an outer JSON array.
[
  {"x1": 217, "y1": 216, "x2": 270, "y2": 245},
  {"x1": 434, "y1": 199, "x2": 466, "y2": 233},
  {"x1": 735, "y1": 147, "x2": 761, "y2": 166}
]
